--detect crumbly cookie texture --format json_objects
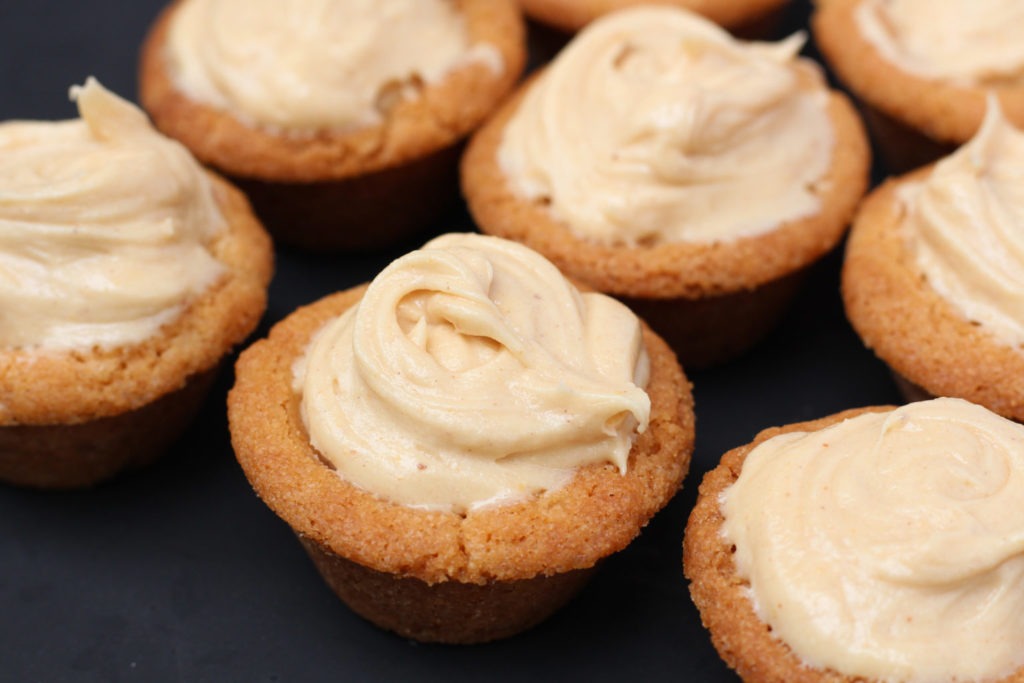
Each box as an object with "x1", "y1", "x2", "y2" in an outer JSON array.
[
  {"x1": 842, "y1": 169, "x2": 1024, "y2": 422},
  {"x1": 139, "y1": 0, "x2": 526, "y2": 181},
  {"x1": 228, "y1": 284, "x2": 694, "y2": 586}
]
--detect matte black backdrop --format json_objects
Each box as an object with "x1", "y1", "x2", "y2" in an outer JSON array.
[{"x1": 0, "y1": 1, "x2": 900, "y2": 681}]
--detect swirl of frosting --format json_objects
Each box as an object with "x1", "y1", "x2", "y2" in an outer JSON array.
[
  {"x1": 856, "y1": 0, "x2": 1024, "y2": 84},
  {"x1": 293, "y1": 233, "x2": 651, "y2": 513},
  {"x1": 901, "y1": 101, "x2": 1024, "y2": 346},
  {"x1": 721, "y1": 398, "x2": 1024, "y2": 682},
  {"x1": 0, "y1": 78, "x2": 226, "y2": 351},
  {"x1": 497, "y1": 6, "x2": 833, "y2": 246},
  {"x1": 166, "y1": 0, "x2": 502, "y2": 132}
]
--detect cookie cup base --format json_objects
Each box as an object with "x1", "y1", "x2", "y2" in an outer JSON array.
[
  {"x1": 300, "y1": 535, "x2": 596, "y2": 644},
  {"x1": 0, "y1": 366, "x2": 218, "y2": 489}
]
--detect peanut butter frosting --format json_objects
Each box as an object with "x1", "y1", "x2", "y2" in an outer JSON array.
[
  {"x1": 856, "y1": 0, "x2": 1024, "y2": 85},
  {"x1": 165, "y1": 0, "x2": 503, "y2": 132},
  {"x1": 496, "y1": 6, "x2": 833, "y2": 246},
  {"x1": 720, "y1": 397, "x2": 1024, "y2": 682},
  {"x1": 0, "y1": 78, "x2": 226, "y2": 351},
  {"x1": 292, "y1": 232, "x2": 651, "y2": 513},
  {"x1": 900, "y1": 102, "x2": 1024, "y2": 347}
]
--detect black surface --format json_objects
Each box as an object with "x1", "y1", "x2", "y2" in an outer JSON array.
[{"x1": 0, "y1": 2, "x2": 901, "y2": 681}]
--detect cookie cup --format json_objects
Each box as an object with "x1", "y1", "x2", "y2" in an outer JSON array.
[
  {"x1": 0, "y1": 176, "x2": 273, "y2": 488},
  {"x1": 139, "y1": 0, "x2": 526, "y2": 250},
  {"x1": 227, "y1": 284, "x2": 695, "y2": 644},
  {"x1": 842, "y1": 170, "x2": 1024, "y2": 422},
  {"x1": 461, "y1": 79, "x2": 870, "y2": 368},
  {"x1": 813, "y1": 0, "x2": 1024, "y2": 173}
]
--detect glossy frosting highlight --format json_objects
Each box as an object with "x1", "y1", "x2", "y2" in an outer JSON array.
[
  {"x1": 902, "y1": 102, "x2": 1024, "y2": 346},
  {"x1": 0, "y1": 78, "x2": 226, "y2": 350},
  {"x1": 497, "y1": 6, "x2": 833, "y2": 246},
  {"x1": 293, "y1": 233, "x2": 651, "y2": 513},
  {"x1": 721, "y1": 398, "x2": 1024, "y2": 682},
  {"x1": 166, "y1": 0, "x2": 501, "y2": 131}
]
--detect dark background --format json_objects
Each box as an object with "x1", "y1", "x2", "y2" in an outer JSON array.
[{"x1": 0, "y1": 1, "x2": 900, "y2": 681}]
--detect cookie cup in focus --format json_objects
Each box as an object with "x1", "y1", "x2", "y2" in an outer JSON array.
[
  {"x1": 813, "y1": 0, "x2": 1024, "y2": 173},
  {"x1": 227, "y1": 284, "x2": 694, "y2": 644},
  {"x1": 842, "y1": 170, "x2": 1024, "y2": 421},
  {"x1": 139, "y1": 0, "x2": 526, "y2": 251},
  {"x1": 461, "y1": 79, "x2": 869, "y2": 368},
  {"x1": 0, "y1": 176, "x2": 273, "y2": 489}
]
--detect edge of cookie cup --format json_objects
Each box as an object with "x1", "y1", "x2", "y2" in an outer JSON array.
[
  {"x1": 227, "y1": 283, "x2": 695, "y2": 642},
  {"x1": 0, "y1": 174, "x2": 273, "y2": 488},
  {"x1": 841, "y1": 169, "x2": 1024, "y2": 422}
]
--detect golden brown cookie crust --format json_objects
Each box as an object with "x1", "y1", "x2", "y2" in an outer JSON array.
[
  {"x1": 139, "y1": 0, "x2": 526, "y2": 182},
  {"x1": 460, "y1": 70, "x2": 870, "y2": 300},
  {"x1": 518, "y1": 0, "x2": 788, "y2": 33},
  {"x1": 228, "y1": 283, "x2": 695, "y2": 585},
  {"x1": 0, "y1": 174, "x2": 273, "y2": 426},
  {"x1": 842, "y1": 170, "x2": 1024, "y2": 422},
  {"x1": 684, "y1": 407, "x2": 1024, "y2": 683},
  {"x1": 813, "y1": 0, "x2": 1024, "y2": 146}
]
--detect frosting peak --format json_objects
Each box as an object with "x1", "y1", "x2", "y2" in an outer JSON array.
[
  {"x1": 497, "y1": 7, "x2": 833, "y2": 246},
  {"x1": 0, "y1": 78, "x2": 226, "y2": 350},
  {"x1": 293, "y1": 233, "x2": 651, "y2": 513},
  {"x1": 903, "y1": 100, "x2": 1024, "y2": 346}
]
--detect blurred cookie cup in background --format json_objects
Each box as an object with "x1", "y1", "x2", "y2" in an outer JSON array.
[
  {"x1": 462, "y1": 6, "x2": 869, "y2": 367},
  {"x1": 0, "y1": 79, "x2": 273, "y2": 489},
  {"x1": 228, "y1": 232, "x2": 694, "y2": 643},
  {"x1": 842, "y1": 101, "x2": 1024, "y2": 421},
  {"x1": 814, "y1": 0, "x2": 1024, "y2": 172},
  {"x1": 140, "y1": 0, "x2": 526, "y2": 251}
]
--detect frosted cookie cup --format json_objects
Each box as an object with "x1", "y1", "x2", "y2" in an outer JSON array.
[
  {"x1": 684, "y1": 398, "x2": 1024, "y2": 682},
  {"x1": 140, "y1": 0, "x2": 525, "y2": 250},
  {"x1": 228, "y1": 233, "x2": 694, "y2": 643},
  {"x1": 843, "y1": 102, "x2": 1024, "y2": 421},
  {"x1": 0, "y1": 80, "x2": 273, "y2": 489},
  {"x1": 462, "y1": 6, "x2": 870, "y2": 367},
  {"x1": 814, "y1": 0, "x2": 1024, "y2": 172}
]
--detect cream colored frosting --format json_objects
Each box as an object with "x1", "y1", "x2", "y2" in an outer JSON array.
[
  {"x1": 0, "y1": 78, "x2": 226, "y2": 351},
  {"x1": 721, "y1": 398, "x2": 1024, "y2": 683},
  {"x1": 856, "y1": 0, "x2": 1024, "y2": 84},
  {"x1": 901, "y1": 101, "x2": 1024, "y2": 346},
  {"x1": 293, "y1": 233, "x2": 651, "y2": 513},
  {"x1": 497, "y1": 6, "x2": 833, "y2": 246},
  {"x1": 166, "y1": 0, "x2": 502, "y2": 132}
]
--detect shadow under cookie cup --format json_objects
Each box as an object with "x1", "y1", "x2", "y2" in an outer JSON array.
[
  {"x1": 138, "y1": 0, "x2": 526, "y2": 252},
  {"x1": 227, "y1": 284, "x2": 695, "y2": 644},
  {"x1": 0, "y1": 176, "x2": 274, "y2": 489},
  {"x1": 460, "y1": 78, "x2": 870, "y2": 369}
]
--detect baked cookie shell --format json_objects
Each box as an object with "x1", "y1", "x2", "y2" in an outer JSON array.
[
  {"x1": 683, "y1": 406, "x2": 1024, "y2": 682},
  {"x1": 842, "y1": 170, "x2": 1024, "y2": 422},
  {"x1": 228, "y1": 284, "x2": 693, "y2": 586}
]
